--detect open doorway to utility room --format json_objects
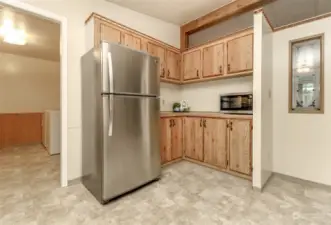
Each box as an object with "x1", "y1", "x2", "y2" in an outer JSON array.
[{"x1": 0, "y1": 5, "x2": 61, "y2": 194}]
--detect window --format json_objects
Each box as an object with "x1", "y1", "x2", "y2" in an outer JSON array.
[{"x1": 289, "y1": 34, "x2": 324, "y2": 113}]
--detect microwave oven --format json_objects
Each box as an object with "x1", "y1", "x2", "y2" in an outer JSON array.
[{"x1": 220, "y1": 93, "x2": 253, "y2": 114}]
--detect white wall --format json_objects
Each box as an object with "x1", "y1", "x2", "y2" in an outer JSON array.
[
  {"x1": 252, "y1": 12, "x2": 273, "y2": 189},
  {"x1": 180, "y1": 77, "x2": 253, "y2": 112},
  {"x1": 22, "y1": 0, "x2": 180, "y2": 180},
  {"x1": 0, "y1": 53, "x2": 60, "y2": 113},
  {"x1": 160, "y1": 83, "x2": 181, "y2": 111},
  {"x1": 272, "y1": 17, "x2": 331, "y2": 185}
]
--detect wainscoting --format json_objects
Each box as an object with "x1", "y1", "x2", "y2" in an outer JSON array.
[{"x1": 0, "y1": 113, "x2": 43, "y2": 149}]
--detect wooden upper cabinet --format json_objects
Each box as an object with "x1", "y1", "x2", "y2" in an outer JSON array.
[
  {"x1": 100, "y1": 23, "x2": 122, "y2": 44},
  {"x1": 228, "y1": 120, "x2": 252, "y2": 175},
  {"x1": 160, "y1": 118, "x2": 172, "y2": 164},
  {"x1": 122, "y1": 32, "x2": 141, "y2": 50},
  {"x1": 202, "y1": 43, "x2": 224, "y2": 77},
  {"x1": 227, "y1": 34, "x2": 253, "y2": 74},
  {"x1": 147, "y1": 42, "x2": 166, "y2": 78},
  {"x1": 171, "y1": 118, "x2": 183, "y2": 160},
  {"x1": 203, "y1": 118, "x2": 227, "y2": 169},
  {"x1": 166, "y1": 50, "x2": 181, "y2": 81},
  {"x1": 183, "y1": 117, "x2": 203, "y2": 161},
  {"x1": 182, "y1": 50, "x2": 201, "y2": 81}
]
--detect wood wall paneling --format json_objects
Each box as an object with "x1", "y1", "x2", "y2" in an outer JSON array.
[{"x1": 0, "y1": 113, "x2": 43, "y2": 149}]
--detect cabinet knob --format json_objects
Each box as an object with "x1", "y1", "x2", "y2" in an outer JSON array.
[
  {"x1": 162, "y1": 68, "x2": 165, "y2": 77},
  {"x1": 219, "y1": 65, "x2": 222, "y2": 73},
  {"x1": 227, "y1": 64, "x2": 230, "y2": 72},
  {"x1": 203, "y1": 119, "x2": 206, "y2": 128},
  {"x1": 196, "y1": 70, "x2": 199, "y2": 77},
  {"x1": 169, "y1": 119, "x2": 172, "y2": 127}
]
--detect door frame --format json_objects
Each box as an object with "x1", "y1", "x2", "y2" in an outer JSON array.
[{"x1": 0, "y1": 0, "x2": 68, "y2": 187}]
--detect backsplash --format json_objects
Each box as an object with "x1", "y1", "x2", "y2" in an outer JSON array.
[
  {"x1": 160, "y1": 77, "x2": 253, "y2": 112},
  {"x1": 160, "y1": 83, "x2": 181, "y2": 111}
]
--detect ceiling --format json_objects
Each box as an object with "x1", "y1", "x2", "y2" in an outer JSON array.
[
  {"x1": 108, "y1": 0, "x2": 331, "y2": 28},
  {"x1": 107, "y1": 0, "x2": 233, "y2": 25},
  {"x1": 264, "y1": 0, "x2": 331, "y2": 28},
  {"x1": 0, "y1": 5, "x2": 60, "y2": 61}
]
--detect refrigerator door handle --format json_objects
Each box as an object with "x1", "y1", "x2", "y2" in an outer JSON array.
[
  {"x1": 107, "y1": 52, "x2": 114, "y2": 93},
  {"x1": 108, "y1": 95, "x2": 114, "y2": 136}
]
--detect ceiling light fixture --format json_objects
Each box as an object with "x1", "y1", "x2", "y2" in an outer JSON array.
[{"x1": 0, "y1": 18, "x2": 27, "y2": 45}]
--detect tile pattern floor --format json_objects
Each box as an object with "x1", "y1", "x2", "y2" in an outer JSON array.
[{"x1": 1, "y1": 145, "x2": 331, "y2": 224}]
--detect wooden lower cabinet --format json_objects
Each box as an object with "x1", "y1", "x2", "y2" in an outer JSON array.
[
  {"x1": 203, "y1": 118, "x2": 227, "y2": 169},
  {"x1": 160, "y1": 117, "x2": 183, "y2": 164},
  {"x1": 160, "y1": 118, "x2": 172, "y2": 164},
  {"x1": 228, "y1": 119, "x2": 252, "y2": 175},
  {"x1": 183, "y1": 118, "x2": 204, "y2": 161},
  {"x1": 161, "y1": 116, "x2": 252, "y2": 179},
  {"x1": 171, "y1": 118, "x2": 183, "y2": 160}
]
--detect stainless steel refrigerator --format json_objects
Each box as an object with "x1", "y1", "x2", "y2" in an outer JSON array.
[{"x1": 81, "y1": 41, "x2": 161, "y2": 204}]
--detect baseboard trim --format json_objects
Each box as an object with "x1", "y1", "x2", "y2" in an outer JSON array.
[{"x1": 68, "y1": 177, "x2": 82, "y2": 186}]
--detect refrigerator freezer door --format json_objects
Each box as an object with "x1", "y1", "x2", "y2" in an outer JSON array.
[
  {"x1": 101, "y1": 41, "x2": 160, "y2": 96},
  {"x1": 102, "y1": 95, "x2": 161, "y2": 201}
]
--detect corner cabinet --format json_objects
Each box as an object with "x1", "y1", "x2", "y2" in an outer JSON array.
[
  {"x1": 183, "y1": 118, "x2": 204, "y2": 161},
  {"x1": 160, "y1": 117, "x2": 183, "y2": 165},
  {"x1": 85, "y1": 13, "x2": 181, "y2": 84},
  {"x1": 182, "y1": 50, "x2": 202, "y2": 81}
]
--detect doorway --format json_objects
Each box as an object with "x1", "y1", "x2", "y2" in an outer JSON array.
[{"x1": 0, "y1": 0, "x2": 68, "y2": 187}]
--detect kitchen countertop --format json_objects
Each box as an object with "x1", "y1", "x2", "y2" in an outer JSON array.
[{"x1": 160, "y1": 112, "x2": 253, "y2": 119}]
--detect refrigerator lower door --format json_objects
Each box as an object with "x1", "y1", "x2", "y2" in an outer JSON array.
[{"x1": 102, "y1": 95, "x2": 161, "y2": 201}]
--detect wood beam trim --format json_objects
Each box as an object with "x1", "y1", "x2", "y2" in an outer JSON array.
[{"x1": 180, "y1": 0, "x2": 273, "y2": 51}]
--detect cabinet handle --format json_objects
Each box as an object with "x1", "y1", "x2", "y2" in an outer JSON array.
[
  {"x1": 200, "y1": 119, "x2": 202, "y2": 127},
  {"x1": 168, "y1": 69, "x2": 170, "y2": 77},
  {"x1": 230, "y1": 121, "x2": 233, "y2": 131},
  {"x1": 169, "y1": 119, "x2": 172, "y2": 127},
  {"x1": 219, "y1": 65, "x2": 222, "y2": 73},
  {"x1": 173, "y1": 119, "x2": 176, "y2": 127},
  {"x1": 227, "y1": 64, "x2": 230, "y2": 72},
  {"x1": 203, "y1": 119, "x2": 206, "y2": 128},
  {"x1": 162, "y1": 68, "x2": 165, "y2": 77},
  {"x1": 196, "y1": 70, "x2": 199, "y2": 77}
]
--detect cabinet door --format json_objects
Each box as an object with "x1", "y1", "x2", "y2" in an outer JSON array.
[
  {"x1": 227, "y1": 34, "x2": 253, "y2": 74},
  {"x1": 203, "y1": 118, "x2": 227, "y2": 168},
  {"x1": 147, "y1": 42, "x2": 166, "y2": 78},
  {"x1": 203, "y1": 43, "x2": 224, "y2": 77},
  {"x1": 100, "y1": 23, "x2": 122, "y2": 44},
  {"x1": 122, "y1": 32, "x2": 141, "y2": 50},
  {"x1": 228, "y1": 120, "x2": 252, "y2": 175},
  {"x1": 182, "y1": 50, "x2": 201, "y2": 81},
  {"x1": 183, "y1": 118, "x2": 204, "y2": 161},
  {"x1": 160, "y1": 118, "x2": 172, "y2": 164},
  {"x1": 166, "y1": 50, "x2": 181, "y2": 81},
  {"x1": 171, "y1": 118, "x2": 183, "y2": 160}
]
